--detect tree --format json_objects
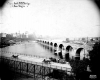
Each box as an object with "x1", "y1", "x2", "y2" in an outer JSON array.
[{"x1": 89, "y1": 41, "x2": 100, "y2": 78}]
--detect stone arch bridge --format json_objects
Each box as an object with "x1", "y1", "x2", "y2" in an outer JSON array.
[{"x1": 37, "y1": 39, "x2": 92, "y2": 60}]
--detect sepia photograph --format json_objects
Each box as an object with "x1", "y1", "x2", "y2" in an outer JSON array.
[{"x1": 0, "y1": 0, "x2": 100, "y2": 80}]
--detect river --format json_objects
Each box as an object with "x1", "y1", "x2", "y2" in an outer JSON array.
[{"x1": 0, "y1": 41, "x2": 59, "y2": 59}]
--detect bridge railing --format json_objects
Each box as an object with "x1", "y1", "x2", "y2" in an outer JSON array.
[{"x1": 0, "y1": 56, "x2": 74, "y2": 80}]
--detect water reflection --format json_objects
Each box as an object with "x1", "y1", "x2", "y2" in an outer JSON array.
[{"x1": 39, "y1": 43, "x2": 54, "y2": 53}]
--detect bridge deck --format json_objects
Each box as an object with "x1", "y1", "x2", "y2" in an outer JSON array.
[
  {"x1": 0, "y1": 55, "x2": 73, "y2": 80},
  {"x1": 1, "y1": 51, "x2": 71, "y2": 71}
]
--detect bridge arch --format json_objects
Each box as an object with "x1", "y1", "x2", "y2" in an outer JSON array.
[
  {"x1": 59, "y1": 44, "x2": 64, "y2": 49},
  {"x1": 47, "y1": 42, "x2": 49, "y2": 49},
  {"x1": 45, "y1": 41, "x2": 47, "y2": 44},
  {"x1": 47, "y1": 41, "x2": 49, "y2": 45},
  {"x1": 43, "y1": 41, "x2": 44, "y2": 43},
  {"x1": 49, "y1": 42, "x2": 53, "y2": 52},
  {"x1": 64, "y1": 45, "x2": 73, "y2": 61},
  {"x1": 53, "y1": 43, "x2": 58, "y2": 55},
  {"x1": 50, "y1": 42, "x2": 53, "y2": 46},
  {"x1": 54, "y1": 43, "x2": 58, "y2": 47},
  {"x1": 76, "y1": 48, "x2": 84, "y2": 60},
  {"x1": 58, "y1": 44, "x2": 64, "y2": 59},
  {"x1": 66, "y1": 45, "x2": 73, "y2": 52}
]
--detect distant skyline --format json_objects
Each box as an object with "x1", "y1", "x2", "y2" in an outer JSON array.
[{"x1": 0, "y1": 0, "x2": 100, "y2": 38}]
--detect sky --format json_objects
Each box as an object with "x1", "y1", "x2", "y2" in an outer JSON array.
[{"x1": 0, "y1": 0, "x2": 100, "y2": 38}]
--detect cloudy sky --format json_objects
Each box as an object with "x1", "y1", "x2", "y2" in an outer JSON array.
[{"x1": 1, "y1": 0, "x2": 100, "y2": 38}]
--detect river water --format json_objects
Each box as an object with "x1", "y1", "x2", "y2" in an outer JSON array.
[{"x1": 0, "y1": 41, "x2": 58, "y2": 59}]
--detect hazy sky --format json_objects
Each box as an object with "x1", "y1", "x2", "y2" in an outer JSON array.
[{"x1": 1, "y1": 0, "x2": 100, "y2": 38}]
